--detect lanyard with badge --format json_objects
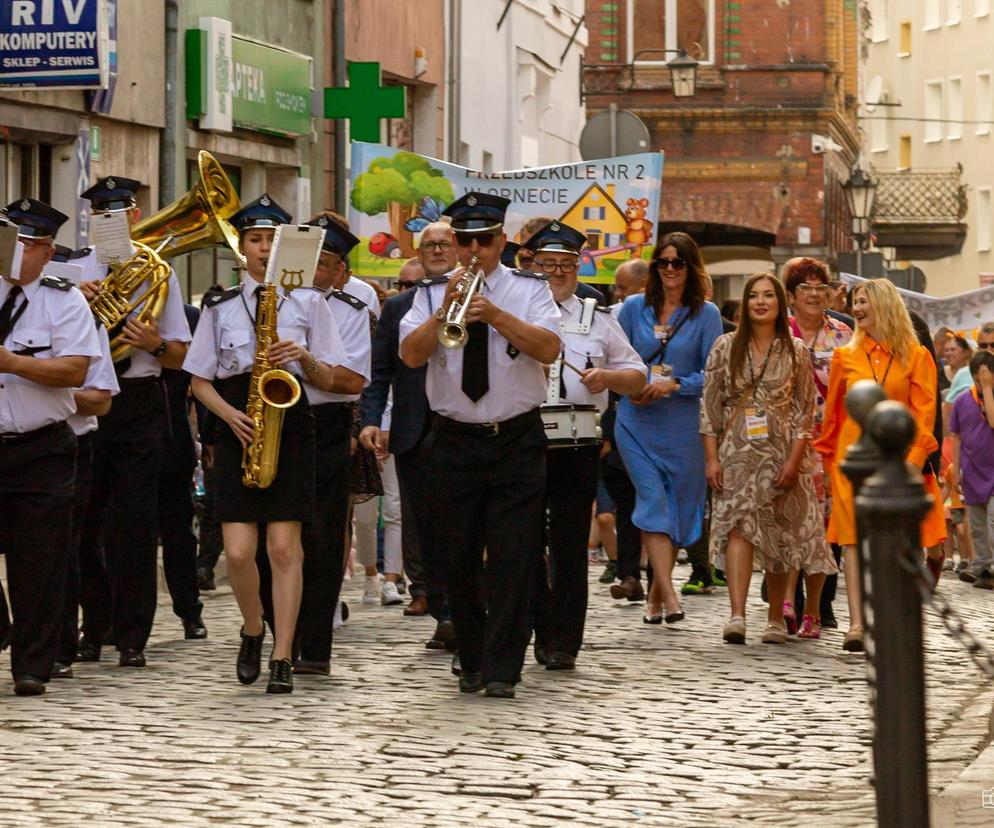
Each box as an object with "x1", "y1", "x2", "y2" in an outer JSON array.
[
  {"x1": 744, "y1": 340, "x2": 774, "y2": 441},
  {"x1": 865, "y1": 350, "x2": 894, "y2": 386},
  {"x1": 648, "y1": 309, "x2": 688, "y2": 385}
]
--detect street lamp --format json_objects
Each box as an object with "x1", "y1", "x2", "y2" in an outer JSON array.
[
  {"x1": 842, "y1": 166, "x2": 877, "y2": 277},
  {"x1": 666, "y1": 50, "x2": 699, "y2": 98}
]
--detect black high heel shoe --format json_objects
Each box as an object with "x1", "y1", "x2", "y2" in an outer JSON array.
[
  {"x1": 665, "y1": 607, "x2": 685, "y2": 624},
  {"x1": 643, "y1": 613, "x2": 663, "y2": 624},
  {"x1": 237, "y1": 625, "x2": 265, "y2": 685}
]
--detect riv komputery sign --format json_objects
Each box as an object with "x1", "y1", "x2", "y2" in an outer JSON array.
[{"x1": 0, "y1": 0, "x2": 110, "y2": 89}]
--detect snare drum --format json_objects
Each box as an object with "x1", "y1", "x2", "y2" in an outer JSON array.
[{"x1": 541, "y1": 404, "x2": 602, "y2": 448}]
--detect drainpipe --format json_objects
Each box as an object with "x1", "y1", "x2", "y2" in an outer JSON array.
[
  {"x1": 447, "y1": 0, "x2": 460, "y2": 162},
  {"x1": 334, "y1": 0, "x2": 347, "y2": 212},
  {"x1": 161, "y1": 0, "x2": 178, "y2": 207}
]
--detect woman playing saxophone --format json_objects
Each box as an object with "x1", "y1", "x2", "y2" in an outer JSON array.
[{"x1": 183, "y1": 195, "x2": 344, "y2": 694}]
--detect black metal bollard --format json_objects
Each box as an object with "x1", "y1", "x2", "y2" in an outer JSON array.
[{"x1": 857, "y1": 400, "x2": 932, "y2": 828}]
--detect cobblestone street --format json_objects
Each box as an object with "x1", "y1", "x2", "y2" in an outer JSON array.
[{"x1": 1, "y1": 565, "x2": 992, "y2": 827}]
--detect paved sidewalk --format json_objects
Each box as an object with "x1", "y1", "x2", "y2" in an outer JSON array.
[{"x1": 0, "y1": 565, "x2": 991, "y2": 827}]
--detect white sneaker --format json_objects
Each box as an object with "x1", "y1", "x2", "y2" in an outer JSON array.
[
  {"x1": 677, "y1": 548, "x2": 689, "y2": 564},
  {"x1": 333, "y1": 600, "x2": 347, "y2": 630},
  {"x1": 381, "y1": 580, "x2": 403, "y2": 606},
  {"x1": 363, "y1": 574, "x2": 381, "y2": 604}
]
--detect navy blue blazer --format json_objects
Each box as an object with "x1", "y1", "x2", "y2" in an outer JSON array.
[{"x1": 359, "y1": 288, "x2": 430, "y2": 456}]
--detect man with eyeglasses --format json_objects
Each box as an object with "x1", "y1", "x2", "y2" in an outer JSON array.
[
  {"x1": 526, "y1": 220, "x2": 646, "y2": 672},
  {"x1": 399, "y1": 193, "x2": 561, "y2": 699},
  {"x1": 308, "y1": 210, "x2": 381, "y2": 318},
  {"x1": 362, "y1": 223, "x2": 458, "y2": 645}
]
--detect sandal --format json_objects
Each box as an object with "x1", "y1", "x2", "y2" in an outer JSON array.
[
  {"x1": 722, "y1": 616, "x2": 746, "y2": 644},
  {"x1": 761, "y1": 624, "x2": 788, "y2": 644},
  {"x1": 843, "y1": 625, "x2": 865, "y2": 652},
  {"x1": 782, "y1": 601, "x2": 798, "y2": 635},
  {"x1": 797, "y1": 614, "x2": 821, "y2": 639}
]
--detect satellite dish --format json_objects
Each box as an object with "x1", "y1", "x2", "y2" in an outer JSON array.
[
  {"x1": 580, "y1": 109, "x2": 651, "y2": 160},
  {"x1": 865, "y1": 76, "x2": 884, "y2": 113}
]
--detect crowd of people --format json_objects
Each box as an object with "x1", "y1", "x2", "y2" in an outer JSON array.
[{"x1": 1, "y1": 178, "x2": 993, "y2": 700}]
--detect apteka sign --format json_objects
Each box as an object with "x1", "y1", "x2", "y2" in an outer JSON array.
[{"x1": 0, "y1": 0, "x2": 109, "y2": 89}]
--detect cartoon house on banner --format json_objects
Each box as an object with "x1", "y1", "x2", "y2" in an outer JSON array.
[{"x1": 348, "y1": 143, "x2": 663, "y2": 283}]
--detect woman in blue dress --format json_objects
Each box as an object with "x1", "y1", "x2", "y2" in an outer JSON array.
[{"x1": 616, "y1": 233, "x2": 724, "y2": 623}]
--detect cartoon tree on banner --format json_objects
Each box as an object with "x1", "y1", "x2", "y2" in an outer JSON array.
[{"x1": 351, "y1": 152, "x2": 455, "y2": 257}]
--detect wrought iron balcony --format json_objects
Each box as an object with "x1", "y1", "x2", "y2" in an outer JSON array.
[{"x1": 870, "y1": 166, "x2": 968, "y2": 260}]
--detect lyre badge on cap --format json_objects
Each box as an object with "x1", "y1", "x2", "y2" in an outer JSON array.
[
  {"x1": 20, "y1": 199, "x2": 30, "y2": 211},
  {"x1": 551, "y1": 222, "x2": 560, "y2": 231},
  {"x1": 261, "y1": 195, "x2": 271, "y2": 206},
  {"x1": 107, "y1": 178, "x2": 116, "y2": 190},
  {"x1": 467, "y1": 195, "x2": 477, "y2": 206}
]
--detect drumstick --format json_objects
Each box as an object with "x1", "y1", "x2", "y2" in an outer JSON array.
[{"x1": 561, "y1": 359, "x2": 586, "y2": 377}]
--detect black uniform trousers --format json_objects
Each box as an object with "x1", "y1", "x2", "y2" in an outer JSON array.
[
  {"x1": 158, "y1": 466, "x2": 203, "y2": 622},
  {"x1": 601, "y1": 459, "x2": 641, "y2": 583},
  {"x1": 59, "y1": 431, "x2": 95, "y2": 664},
  {"x1": 534, "y1": 443, "x2": 601, "y2": 657},
  {"x1": 395, "y1": 434, "x2": 449, "y2": 622},
  {"x1": 257, "y1": 402, "x2": 352, "y2": 662},
  {"x1": 83, "y1": 379, "x2": 164, "y2": 652},
  {"x1": 426, "y1": 410, "x2": 546, "y2": 684},
  {"x1": 1, "y1": 423, "x2": 76, "y2": 680}
]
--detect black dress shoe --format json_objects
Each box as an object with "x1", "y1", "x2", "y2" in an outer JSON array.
[
  {"x1": 197, "y1": 567, "x2": 216, "y2": 591},
  {"x1": 450, "y1": 653, "x2": 462, "y2": 677},
  {"x1": 51, "y1": 662, "x2": 74, "y2": 679},
  {"x1": 545, "y1": 651, "x2": 576, "y2": 671},
  {"x1": 266, "y1": 659, "x2": 294, "y2": 694},
  {"x1": 237, "y1": 626, "x2": 265, "y2": 685},
  {"x1": 76, "y1": 638, "x2": 101, "y2": 662},
  {"x1": 533, "y1": 644, "x2": 548, "y2": 665},
  {"x1": 484, "y1": 681, "x2": 516, "y2": 699},
  {"x1": 458, "y1": 672, "x2": 484, "y2": 693},
  {"x1": 13, "y1": 676, "x2": 46, "y2": 696},
  {"x1": 183, "y1": 615, "x2": 208, "y2": 640},
  {"x1": 119, "y1": 649, "x2": 146, "y2": 668},
  {"x1": 426, "y1": 620, "x2": 456, "y2": 650},
  {"x1": 293, "y1": 659, "x2": 330, "y2": 675}
]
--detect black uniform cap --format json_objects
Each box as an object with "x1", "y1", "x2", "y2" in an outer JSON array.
[
  {"x1": 229, "y1": 194, "x2": 292, "y2": 234},
  {"x1": 81, "y1": 176, "x2": 141, "y2": 212},
  {"x1": 443, "y1": 192, "x2": 510, "y2": 233},
  {"x1": 4, "y1": 197, "x2": 69, "y2": 239},
  {"x1": 305, "y1": 215, "x2": 360, "y2": 257},
  {"x1": 522, "y1": 220, "x2": 586, "y2": 256}
]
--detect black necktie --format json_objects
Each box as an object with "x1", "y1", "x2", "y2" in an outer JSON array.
[
  {"x1": 559, "y1": 349, "x2": 567, "y2": 400},
  {"x1": 0, "y1": 286, "x2": 23, "y2": 344},
  {"x1": 461, "y1": 321, "x2": 489, "y2": 402}
]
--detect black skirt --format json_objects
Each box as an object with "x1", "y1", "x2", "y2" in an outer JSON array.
[{"x1": 214, "y1": 372, "x2": 316, "y2": 524}]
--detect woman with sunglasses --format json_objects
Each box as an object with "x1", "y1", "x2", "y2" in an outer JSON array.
[
  {"x1": 615, "y1": 232, "x2": 724, "y2": 624},
  {"x1": 813, "y1": 278, "x2": 946, "y2": 652},
  {"x1": 781, "y1": 257, "x2": 852, "y2": 636}
]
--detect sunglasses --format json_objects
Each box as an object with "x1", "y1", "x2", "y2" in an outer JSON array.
[
  {"x1": 654, "y1": 257, "x2": 687, "y2": 271},
  {"x1": 394, "y1": 280, "x2": 418, "y2": 290},
  {"x1": 978, "y1": 341, "x2": 994, "y2": 349},
  {"x1": 454, "y1": 231, "x2": 496, "y2": 248}
]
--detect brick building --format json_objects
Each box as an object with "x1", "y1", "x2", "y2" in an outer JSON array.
[{"x1": 583, "y1": 0, "x2": 861, "y2": 298}]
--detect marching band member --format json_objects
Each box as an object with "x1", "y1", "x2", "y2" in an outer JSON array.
[
  {"x1": 399, "y1": 193, "x2": 561, "y2": 699},
  {"x1": 76, "y1": 177, "x2": 192, "y2": 668},
  {"x1": 0, "y1": 198, "x2": 101, "y2": 695},
  {"x1": 183, "y1": 195, "x2": 344, "y2": 693},
  {"x1": 526, "y1": 221, "x2": 645, "y2": 671}
]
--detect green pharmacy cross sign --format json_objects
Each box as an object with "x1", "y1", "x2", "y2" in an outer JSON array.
[{"x1": 324, "y1": 62, "x2": 406, "y2": 143}]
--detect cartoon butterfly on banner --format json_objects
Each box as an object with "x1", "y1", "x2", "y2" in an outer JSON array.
[{"x1": 405, "y1": 197, "x2": 446, "y2": 233}]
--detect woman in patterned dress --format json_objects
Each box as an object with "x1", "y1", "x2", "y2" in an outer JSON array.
[{"x1": 701, "y1": 273, "x2": 836, "y2": 645}]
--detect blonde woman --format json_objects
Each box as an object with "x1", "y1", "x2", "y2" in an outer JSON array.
[{"x1": 813, "y1": 279, "x2": 946, "y2": 652}]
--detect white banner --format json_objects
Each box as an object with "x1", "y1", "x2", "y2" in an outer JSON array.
[{"x1": 840, "y1": 273, "x2": 994, "y2": 339}]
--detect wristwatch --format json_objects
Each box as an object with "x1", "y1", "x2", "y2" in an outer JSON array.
[{"x1": 150, "y1": 340, "x2": 168, "y2": 358}]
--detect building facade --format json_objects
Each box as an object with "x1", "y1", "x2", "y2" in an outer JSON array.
[
  {"x1": 862, "y1": 0, "x2": 991, "y2": 295},
  {"x1": 583, "y1": 0, "x2": 862, "y2": 300},
  {"x1": 451, "y1": 0, "x2": 587, "y2": 171}
]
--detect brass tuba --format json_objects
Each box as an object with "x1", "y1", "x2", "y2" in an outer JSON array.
[
  {"x1": 437, "y1": 256, "x2": 484, "y2": 349},
  {"x1": 241, "y1": 275, "x2": 302, "y2": 489},
  {"x1": 89, "y1": 150, "x2": 242, "y2": 363}
]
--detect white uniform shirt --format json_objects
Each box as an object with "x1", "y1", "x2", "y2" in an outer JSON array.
[
  {"x1": 305, "y1": 289, "x2": 371, "y2": 404},
  {"x1": 398, "y1": 262, "x2": 561, "y2": 424},
  {"x1": 547, "y1": 293, "x2": 645, "y2": 413},
  {"x1": 344, "y1": 275, "x2": 381, "y2": 318},
  {"x1": 75, "y1": 246, "x2": 192, "y2": 379},
  {"x1": 0, "y1": 276, "x2": 101, "y2": 433},
  {"x1": 68, "y1": 324, "x2": 121, "y2": 436},
  {"x1": 183, "y1": 274, "x2": 345, "y2": 381}
]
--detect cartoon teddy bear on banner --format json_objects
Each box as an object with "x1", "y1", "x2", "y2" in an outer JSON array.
[{"x1": 624, "y1": 197, "x2": 654, "y2": 259}]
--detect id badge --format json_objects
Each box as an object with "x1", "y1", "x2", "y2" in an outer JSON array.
[
  {"x1": 653, "y1": 324, "x2": 668, "y2": 341},
  {"x1": 745, "y1": 407, "x2": 769, "y2": 441},
  {"x1": 650, "y1": 364, "x2": 673, "y2": 384}
]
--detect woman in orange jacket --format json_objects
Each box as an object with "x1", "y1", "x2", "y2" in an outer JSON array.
[{"x1": 813, "y1": 279, "x2": 946, "y2": 653}]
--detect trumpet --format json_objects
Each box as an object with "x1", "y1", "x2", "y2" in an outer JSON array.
[{"x1": 438, "y1": 256, "x2": 484, "y2": 349}]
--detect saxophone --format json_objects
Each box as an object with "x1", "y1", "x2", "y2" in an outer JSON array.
[{"x1": 241, "y1": 281, "x2": 302, "y2": 489}]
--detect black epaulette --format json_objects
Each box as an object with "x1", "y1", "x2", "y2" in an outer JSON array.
[
  {"x1": 511, "y1": 268, "x2": 548, "y2": 281},
  {"x1": 40, "y1": 275, "x2": 73, "y2": 291},
  {"x1": 330, "y1": 288, "x2": 367, "y2": 311},
  {"x1": 203, "y1": 285, "x2": 241, "y2": 307},
  {"x1": 68, "y1": 247, "x2": 92, "y2": 260},
  {"x1": 418, "y1": 276, "x2": 449, "y2": 288}
]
